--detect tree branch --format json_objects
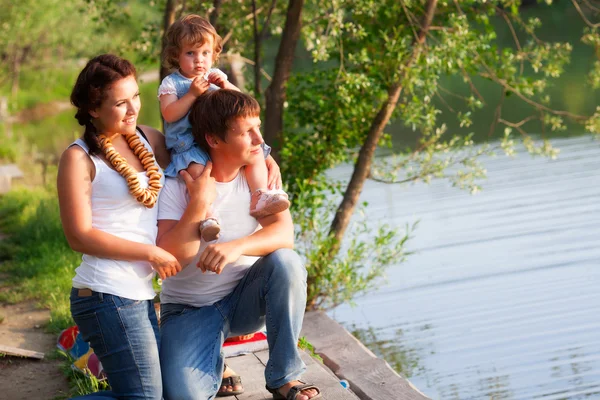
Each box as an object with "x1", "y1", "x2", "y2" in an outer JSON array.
[
  {"x1": 498, "y1": 8, "x2": 524, "y2": 75},
  {"x1": 572, "y1": 0, "x2": 600, "y2": 28},
  {"x1": 479, "y1": 72, "x2": 588, "y2": 121}
]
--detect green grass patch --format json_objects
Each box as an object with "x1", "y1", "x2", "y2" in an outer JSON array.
[
  {"x1": 0, "y1": 188, "x2": 78, "y2": 333},
  {"x1": 0, "y1": 187, "x2": 101, "y2": 397}
]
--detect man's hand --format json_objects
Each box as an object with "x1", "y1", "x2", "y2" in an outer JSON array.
[
  {"x1": 149, "y1": 246, "x2": 182, "y2": 280},
  {"x1": 197, "y1": 241, "x2": 243, "y2": 274},
  {"x1": 265, "y1": 155, "x2": 282, "y2": 190},
  {"x1": 179, "y1": 162, "x2": 216, "y2": 206},
  {"x1": 189, "y1": 77, "x2": 210, "y2": 97}
]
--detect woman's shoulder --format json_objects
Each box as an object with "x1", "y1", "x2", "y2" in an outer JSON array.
[
  {"x1": 59, "y1": 142, "x2": 95, "y2": 178},
  {"x1": 138, "y1": 125, "x2": 166, "y2": 150},
  {"x1": 138, "y1": 126, "x2": 170, "y2": 169},
  {"x1": 61, "y1": 141, "x2": 89, "y2": 160}
]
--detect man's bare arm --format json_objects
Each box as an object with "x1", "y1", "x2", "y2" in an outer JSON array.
[
  {"x1": 157, "y1": 164, "x2": 216, "y2": 265},
  {"x1": 197, "y1": 210, "x2": 294, "y2": 273}
]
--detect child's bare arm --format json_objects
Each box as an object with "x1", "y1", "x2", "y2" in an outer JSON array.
[
  {"x1": 160, "y1": 78, "x2": 210, "y2": 122},
  {"x1": 160, "y1": 93, "x2": 197, "y2": 122}
]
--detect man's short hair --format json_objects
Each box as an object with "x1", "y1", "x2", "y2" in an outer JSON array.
[{"x1": 190, "y1": 90, "x2": 261, "y2": 153}]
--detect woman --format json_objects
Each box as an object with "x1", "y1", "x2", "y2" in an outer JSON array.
[{"x1": 57, "y1": 54, "x2": 180, "y2": 399}]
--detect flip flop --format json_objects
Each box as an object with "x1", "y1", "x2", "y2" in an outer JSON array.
[
  {"x1": 217, "y1": 364, "x2": 244, "y2": 397},
  {"x1": 266, "y1": 381, "x2": 322, "y2": 400}
]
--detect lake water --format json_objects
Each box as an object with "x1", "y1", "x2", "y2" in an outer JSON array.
[{"x1": 330, "y1": 135, "x2": 600, "y2": 399}]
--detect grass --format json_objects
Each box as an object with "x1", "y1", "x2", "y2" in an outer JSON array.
[
  {"x1": 0, "y1": 187, "x2": 77, "y2": 332},
  {"x1": 0, "y1": 187, "x2": 104, "y2": 397}
]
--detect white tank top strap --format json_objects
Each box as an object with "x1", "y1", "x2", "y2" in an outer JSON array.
[{"x1": 70, "y1": 138, "x2": 108, "y2": 175}]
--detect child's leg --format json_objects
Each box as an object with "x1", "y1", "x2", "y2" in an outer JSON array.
[
  {"x1": 245, "y1": 160, "x2": 269, "y2": 193},
  {"x1": 184, "y1": 163, "x2": 221, "y2": 241},
  {"x1": 185, "y1": 162, "x2": 205, "y2": 180},
  {"x1": 247, "y1": 160, "x2": 290, "y2": 218}
]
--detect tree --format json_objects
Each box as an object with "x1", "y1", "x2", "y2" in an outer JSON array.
[
  {"x1": 278, "y1": 0, "x2": 600, "y2": 308},
  {"x1": 0, "y1": 0, "x2": 95, "y2": 97},
  {"x1": 155, "y1": 0, "x2": 600, "y2": 309}
]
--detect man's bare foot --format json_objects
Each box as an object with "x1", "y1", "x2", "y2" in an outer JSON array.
[
  {"x1": 218, "y1": 364, "x2": 243, "y2": 396},
  {"x1": 277, "y1": 381, "x2": 320, "y2": 400}
]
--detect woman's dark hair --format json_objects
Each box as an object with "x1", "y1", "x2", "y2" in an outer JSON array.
[{"x1": 70, "y1": 54, "x2": 137, "y2": 155}]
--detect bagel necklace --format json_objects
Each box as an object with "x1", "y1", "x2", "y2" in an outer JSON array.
[{"x1": 98, "y1": 132, "x2": 163, "y2": 208}]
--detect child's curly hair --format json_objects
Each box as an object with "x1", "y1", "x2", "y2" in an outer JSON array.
[{"x1": 162, "y1": 14, "x2": 223, "y2": 70}]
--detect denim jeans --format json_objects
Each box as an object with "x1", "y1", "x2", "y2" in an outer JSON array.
[
  {"x1": 69, "y1": 288, "x2": 162, "y2": 399},
  {"x1": 159, "y1": 248, "x2": 307, "y2": 400}
]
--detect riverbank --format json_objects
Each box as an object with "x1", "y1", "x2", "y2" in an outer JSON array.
[{"x1": 0, "y1": 298, "x2": 427, "y2": 399}]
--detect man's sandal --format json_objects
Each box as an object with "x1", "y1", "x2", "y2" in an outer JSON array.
[
  {"x1": 266, "y1": 381, "x2": 322, "y2": 400},
  {"x1": 217, "y1": 364, "x2": 244, "y2": 397}
]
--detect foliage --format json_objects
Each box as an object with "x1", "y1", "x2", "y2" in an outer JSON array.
[
  {"x1": 58, "y1": 350, "x2": 110, "y2": 397},
  {"x1": 0, "y1": 0, "x2": 162, "y2": 107},
  {"x1": 298, "y1": 336, "x2": 323, "y2": 363},
  {"x1": 294, "y1": 193, "x2": 416, "y2": 310},
  {"x1": 270, "y1": 0, "x2": 600, "y2": 309}
]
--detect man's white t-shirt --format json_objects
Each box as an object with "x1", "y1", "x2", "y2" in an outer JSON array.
[{"x1": 158, "y1": 170, "x2": 260, "y2": 307}]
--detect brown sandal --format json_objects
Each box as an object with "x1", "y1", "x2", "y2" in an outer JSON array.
[
  {"x1": 217, "y1": 364, "x2": 244, "y2": 397},
  {"x1": 266, "y1": 381, "x2": 322, "y2": 400}
]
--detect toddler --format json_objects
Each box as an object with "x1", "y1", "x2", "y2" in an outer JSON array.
[{"x1": 159, "y1": 14, "x2": 289, "y2": 241}]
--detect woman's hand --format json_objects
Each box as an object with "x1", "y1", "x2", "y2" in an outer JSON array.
[
  {"x1": 179, "y1": 162, "x2": 216, "y2": 206},
  {"x1": 149, "y1": 246, "x2": 182, "y2": 280},
  {"x1": 197, "y1": 241, "x2": 243, "y2": 274},
  {"x1": 265, "y1": 155, "x2": 282, "y2": 190}
]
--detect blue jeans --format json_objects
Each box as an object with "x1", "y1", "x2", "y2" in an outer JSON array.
[
  {"x1": 69, "y1": 288, "x2": 162, "y2": 399},
  {"x1": 159, "y1": 249, "x2": 307, "y2": 400}
]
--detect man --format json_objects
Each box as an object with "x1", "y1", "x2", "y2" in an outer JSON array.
[{"x1": 156, "y1": 90, "x2": 321, "y2": 400}]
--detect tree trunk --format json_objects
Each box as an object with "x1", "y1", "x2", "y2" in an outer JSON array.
[
  {"x1": 263, "y1": 0, "x2": 304, "y2": 161},
  {"x1": 224, "y1": 53, "x2": 246, "y2": 90},
  {"x1": 209, "y1": 0, "x2": 222, "y2": 29},
  {"x1": 160, "y1": 0, "x2": 179, "y2": 82},
  {"x1": 11, "y1": 49, "x2": 21, "y2": 98},
  {"x1": 252, "y1": 0, "x2": 263, "y2": 98},
  {"x1": 328, "y1": 0, "x2": 439, "y2": 252}
]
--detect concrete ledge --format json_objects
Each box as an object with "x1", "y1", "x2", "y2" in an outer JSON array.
[
  {"x1": 0, "y1": 164, "x2": 24, "y2": 194},
  {"x1": 301, "y1": 311, "x2": 430, "y2": 400}
]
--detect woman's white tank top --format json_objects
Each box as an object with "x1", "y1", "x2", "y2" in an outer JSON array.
[{"x1": 70, "y1": 131, "x2": 165, "y2": 300}]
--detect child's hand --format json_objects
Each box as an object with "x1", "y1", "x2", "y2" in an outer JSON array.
[
  {"x1": 207, "y1": 71, "x2": 227, "y2": 89},
  {"x1": 190, "y1": 77, "x2": 210, "y2": 97}
]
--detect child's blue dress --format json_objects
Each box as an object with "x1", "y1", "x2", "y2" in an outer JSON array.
[{"x1": 158, "y1": 69, "x2": 224, "y2": 178}]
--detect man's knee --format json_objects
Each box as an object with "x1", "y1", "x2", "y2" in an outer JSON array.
[
  {"x1": 265, "y1": 248, "x2": 307, "y2": 283},
  {"x1": 163, "y1": 371, "x2": 216, "y2": 400}
]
